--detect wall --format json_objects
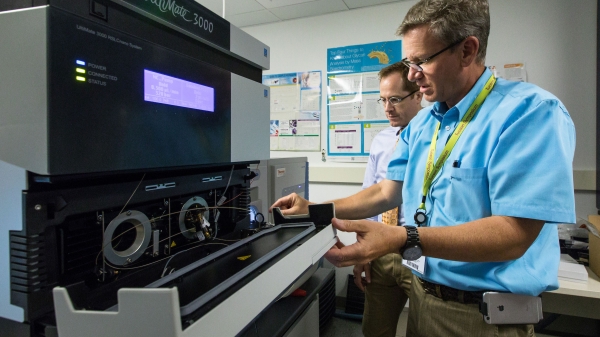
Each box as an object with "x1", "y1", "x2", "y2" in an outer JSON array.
[{"x1": 243, "y1": 0, "x2": 598, "y2": 296}]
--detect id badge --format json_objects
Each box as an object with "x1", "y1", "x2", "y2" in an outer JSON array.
[{"x1": 402, "y1": 256, "x2": 426, "y2": 274}]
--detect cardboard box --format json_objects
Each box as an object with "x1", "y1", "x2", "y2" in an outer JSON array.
[{"x1": 586, "y1": 215, "x2": 600, "y2": 277}]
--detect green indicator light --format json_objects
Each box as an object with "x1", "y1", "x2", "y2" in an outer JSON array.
[
  {"x1": 76, "y1": 76, "x2": 86, "y2": 82},
  {"x1": 76, "y1": 68, "x2": 86, "y2": 74}
]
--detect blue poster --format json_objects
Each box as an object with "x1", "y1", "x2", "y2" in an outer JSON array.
[
  {"x1": 327, "y1": 41, "x2": 402, "y2": 74},
  {"x1": 326, "y1": 40, "x2": 402, "y2": 161}
]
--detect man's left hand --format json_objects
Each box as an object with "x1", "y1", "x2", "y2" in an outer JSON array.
[{"x1": 324, "y1": 218, "x2": 406, "y2": 267}]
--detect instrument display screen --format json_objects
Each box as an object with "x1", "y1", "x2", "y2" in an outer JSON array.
[{"x1": 144, "y1": 70, "x2": 215, "y2": 112}]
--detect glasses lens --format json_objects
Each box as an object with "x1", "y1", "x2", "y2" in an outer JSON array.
[
  {"x1": 409, "y1": 63, "x2": 422, "y2": 72},
  {"x1": 389, "y1": 97, "x2": 400, "y2": 105},
  {"x1": 402, "y1": 59, "x2": 422, "y2": 72}
]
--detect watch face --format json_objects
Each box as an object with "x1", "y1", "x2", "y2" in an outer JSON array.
[{"x1": 402, "y1": 245, "x2": 422, "y2": 261}]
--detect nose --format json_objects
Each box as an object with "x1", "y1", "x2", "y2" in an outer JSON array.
[
  {"x1": 383, "y1": 101, "x2": 395, "y2": 112},
  {"x1": 407, "y1": 67, "x2": 423, "y2": 82}
]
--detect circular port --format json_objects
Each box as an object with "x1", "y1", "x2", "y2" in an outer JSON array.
[
  {"x1": 103, "y1": 211, "x2": 151, "y2": 266},
  {"x1": 179, "y1": 197, "x2": 209, "y2": 240}
]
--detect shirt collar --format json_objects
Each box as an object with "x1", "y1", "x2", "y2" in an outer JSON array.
[
  {"x1": 429, "y1": 67, "x2": 493, "y2": 122},
  {"x1": 397, "y1": 126, "x2": 405, "y2": 136}
]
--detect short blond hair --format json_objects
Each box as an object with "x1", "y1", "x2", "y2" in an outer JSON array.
[{"x1": 397, "y1": 0, "x2": 490, "y2": 65}]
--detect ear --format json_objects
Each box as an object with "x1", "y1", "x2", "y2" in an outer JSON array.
[
  {"x1": 413, "y1": 92, "x2": 423, "y2": 104},
  {"x1": 460, "y1": 36, "x2": 479, "y2": 67}
]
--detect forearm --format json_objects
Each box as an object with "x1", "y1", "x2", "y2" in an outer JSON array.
[
  {"x1": 418, "y1": 216, "x2": 545, "y2": 262},
  {"x1": 328, "y1": 179, "x2": 402, "y2": 220}
]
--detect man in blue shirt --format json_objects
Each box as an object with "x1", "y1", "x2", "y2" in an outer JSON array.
[
  {"x1": 271, "y1": 0, "x2": 575, "y2": 336},
  {"x1": 358, "y1": 63, "x2": 421, "y2": 337}
]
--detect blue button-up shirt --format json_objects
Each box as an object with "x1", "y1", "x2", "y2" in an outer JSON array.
[{"x1": 386, "y1": 68, "x2": 576, "y2": 295}]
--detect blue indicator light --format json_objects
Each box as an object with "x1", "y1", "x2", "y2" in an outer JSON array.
[{"x1": 76, "y1": 60, "x2": 86, "y2": 66}]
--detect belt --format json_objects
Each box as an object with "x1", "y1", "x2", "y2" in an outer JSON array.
[{"x1": 418, "y1": 277, "x2": 484, "y2": 304}]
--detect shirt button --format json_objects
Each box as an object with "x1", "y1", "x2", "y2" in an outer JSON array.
[{"x1": 445, "y1": 126, "x2": 451, "y2": 131}]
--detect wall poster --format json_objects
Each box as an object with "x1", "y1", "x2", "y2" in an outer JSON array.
[
  {"x1": 326, "y1": 40, "x2": 402, "y2": 162},
  {"x1": 263, "y1": 71, "x2": 322, "y2": 151}
]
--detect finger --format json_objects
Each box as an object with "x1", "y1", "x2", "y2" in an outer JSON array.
[
  {"x1": 353, "y1": 273, "x2": 364, "y2": 292},
  {"x1": 364, "y1": 263, "x2": 372, "y2": 283},
  {"x1": 279, "y1": 207, "x2": 300, "y2": 216},
  {"x1": 334, "y1": 238, "x2": 345, "y2": 249},
  {"x1": 331, "y1": 218, "x2": 352, "y2": 232},
  {"x1": 331, "y1": 218, "x2": 376, "y2": 234},
  {"x1": 269, "y1": 194, "x2": 294, "y2": 212},
  {"x1": 356, "y1": 277, "x2": 365, "y2": 292},
  {"x1": 353, "y1": 264, "x2": 366, "y2": 292},
  {"x1": 323, "y1": 243, "x2": 367, "y2": 267}
]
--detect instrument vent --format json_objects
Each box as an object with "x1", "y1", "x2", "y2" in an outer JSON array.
[{"x1": 10, "y1": 233, "x2": 48, "y2": 294}]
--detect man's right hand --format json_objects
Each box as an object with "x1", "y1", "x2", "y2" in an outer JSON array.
[
  {"x1": 353, "y1": 263, "x2": 371, "y2": 292},
  {"x1": 269, "y1": 192, "x2": 313, "y2": 215}
]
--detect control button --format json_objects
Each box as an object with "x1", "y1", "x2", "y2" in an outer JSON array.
[{"x1": 90, "y1": 1, "x2": 108, "y2": 21}]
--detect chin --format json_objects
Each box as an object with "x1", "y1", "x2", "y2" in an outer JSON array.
[{"x1": 424, "y1": 94, "x2": 438, "y2": 103}]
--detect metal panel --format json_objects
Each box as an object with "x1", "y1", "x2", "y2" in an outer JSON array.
[
  {"x1": 230, "y1": 24, "x2": 270, "y2": 70},
  {"x1": 0, "y1": 6, "x2": 48, "y2": 174},
  {"x1": 231, "y1": 73, "x2": 270, "y2": 162},
  {"x1": 0, "y1": 160, "x2": 27, "y2": 322},
  {"x1": 283, "y1": 298, "x2": 319, "y2": 337}
]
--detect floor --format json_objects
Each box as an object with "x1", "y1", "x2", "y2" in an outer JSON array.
[
  {"x1": 319, "y1": 310, "x2": 563, "y2": 337},
  {"x1": 320, "y1": 310, "x2": 409, "y2": 337}
]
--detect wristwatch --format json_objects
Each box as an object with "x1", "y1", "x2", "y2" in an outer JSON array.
[{"x1": 400, "y1": 226, "x2": 422, "y2": 261}]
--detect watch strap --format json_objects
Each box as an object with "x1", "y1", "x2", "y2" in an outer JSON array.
[{"x1": 401, "y1": 226, "x2": 421, "y2": 254}]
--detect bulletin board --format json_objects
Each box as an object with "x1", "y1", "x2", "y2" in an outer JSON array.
[
  {"x1": 263, "y1": 71, "x2": 322, "y2": 151},
  {"x1": 326, "y1": 40, "x2": 402, "y2": 162}
]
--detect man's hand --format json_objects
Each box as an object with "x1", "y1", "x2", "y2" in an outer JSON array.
[
  {"x1": 269, "y1": 192, "x2": 313, "y2": 215},
  {"x1": 353, "y1": 263, "x2": 371, "y2": 292},
  {"x1": 324, "y1": 218, "x2": 406, "y2": 267}
]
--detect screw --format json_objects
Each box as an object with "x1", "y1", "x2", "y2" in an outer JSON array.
[
  {"x1": 164, "y1": 200, "x2": 169, "y2": 206},
  {"x1": 126, "y1": 211, "x2": 132, "y2": 216},
  {"x1": 97, "y1": 214, "x2": 103, "y2": 221},
  {"x1": 125, "y1": 258, "x2": 132, "y2": 264},
  {"x1": 34, "y1": 204, "x2": 42, "y2": 211}
]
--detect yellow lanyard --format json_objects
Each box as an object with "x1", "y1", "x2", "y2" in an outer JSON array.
[{"x1": 418, "y1": 75, "x2": 496, "y2": 211}]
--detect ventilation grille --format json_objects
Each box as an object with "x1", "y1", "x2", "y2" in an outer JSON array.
[
  {"x1": 239, "y1": 186, "x2": 251, "y2": 216},
  {"x1": 319, "y1": 269, "x2": 336, "y2": 332},
  {"x1": 344, "y1": 274, "x2": 365, "y2": 315},
  {"x1": 10, "y1": 233, "x2": 48, "y2": 294},
  {"x1": 62, "y1": 221, "x2": 103, "y2": 276}
]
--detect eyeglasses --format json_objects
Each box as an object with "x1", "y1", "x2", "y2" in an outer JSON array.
[
  {"x1": 401, "y1": 39, "x2": 464, "y2": 72},
  {"x1": 377, "y1": 90, "x2": 418, "y2": 106}
]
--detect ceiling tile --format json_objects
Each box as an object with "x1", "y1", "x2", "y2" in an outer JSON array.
[
  {"x1": 194, "y1": 0, "x2": 224, "y2": 17},
  {"x1": 342, "y1": 0, "x2": 400, "y2": 9},
  {"x1": 228, "y1": 10, "x2": 281, "y2": 27},
  {"x1": 269, "y1": 0, "x2": 349, "y2": 20},
  {"x1": 256, "y1": 0, "x2": 316, "y2": 9},
  {"x1": 225, "y1": 0, "x2": 266, "y2": 16}
]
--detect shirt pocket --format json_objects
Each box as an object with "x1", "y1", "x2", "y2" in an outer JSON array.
[{"x1": 445, "y1": 167, "x2": 491, "y2": 223}]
